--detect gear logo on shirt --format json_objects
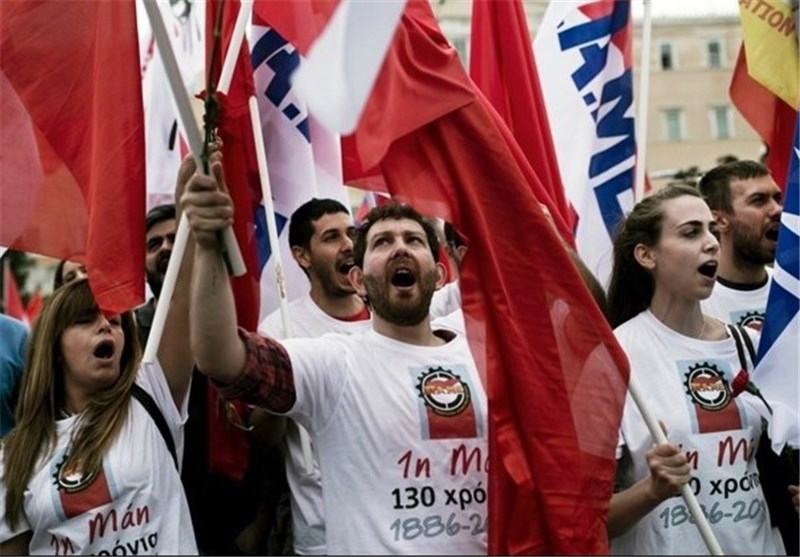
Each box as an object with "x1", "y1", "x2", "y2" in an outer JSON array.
[
  {"x1": 52, "y1": 451, "x2": 114, "y2": 519},
  {"x1": 416, "y1": 367, "x2": 471, "y2": 417},
  {"x1": 684, "y1": 362, "x2": 731, "y2": 411},
  {"x1": 735, "y1": 311, "x2": 764, "y2": 331},
  {"x1": 411, "y1": 365, "x2": 481, "y2": 440}
]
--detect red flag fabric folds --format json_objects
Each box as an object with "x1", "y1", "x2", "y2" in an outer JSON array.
[
  {"x1": 345, "y1": 1, "x2": 629, "y2": 553},
  {"x1": 0, "y1": 1, "x2": 145, "y2": 313},
  {"x1": 469, "y1": 0, "x2": 575, "y2": 239}
]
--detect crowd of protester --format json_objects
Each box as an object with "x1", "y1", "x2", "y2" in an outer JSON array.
[{"x1": 0, "y1": 157, "x2": 797, "y2": 555}]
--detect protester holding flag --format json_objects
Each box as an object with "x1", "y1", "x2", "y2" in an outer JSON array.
[
  {"x1": 0, "y1": 166, "x2": 197, "y2": 553},
  {"x1": 699, "y1": 160, "x2": 783, "y2": 330},
  {"x1": 606, "y1": 185, "x2": 788, "y2": 554},
  {"x1": 183, "y1": 157, "x2": 488, "y2": 554},
  {"x1": 0, "y1": 314, "x2": 27, "y2": 438},
  {"x1": 0, "y1": 273, "x2": 196, "y2": 555}
]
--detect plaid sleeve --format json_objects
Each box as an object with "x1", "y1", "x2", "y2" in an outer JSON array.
[{"x1": 215, "y1": 327, "x2": 296, "y2": 413}]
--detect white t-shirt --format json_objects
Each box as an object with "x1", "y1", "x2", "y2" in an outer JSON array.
[
  {"x1": 430, "y1": 281, "x2": 462, "y2": 320},
  {"x1": 611, "y1": 310, "x2": 784, "y2": 555},
  {"x1": 701, "y1": 269, "x2": 772, "y2": 330},
  {"x1": 278, "y1": 329, "x2": 487, "y2": 555},
  {"x1": 259, "y1": 293, "x2": 372, "y2": 340},
  {"x1": 259, "y1": 293, "x2": 371, "y2": 555},
  {"x1": 0, "y1": 361, "x2": 196, "y2": 555}
]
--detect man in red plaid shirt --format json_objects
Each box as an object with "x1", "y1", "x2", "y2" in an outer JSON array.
[{"x1": 181, "y1": 160, "x2": 489, "y2": 555}]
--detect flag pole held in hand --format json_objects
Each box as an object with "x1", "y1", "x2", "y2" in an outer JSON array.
[
  {"x1": 141, "y1": 0, "x2": 246, "y2": 365},
  {"x1": 627, "y1": 375, "x2": 724, "y2": 555}
]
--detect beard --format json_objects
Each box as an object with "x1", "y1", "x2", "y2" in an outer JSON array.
[
  {"x1": 730, "y1": 222, "x2": 775, "y2": 267},
  {"x1": 309, "y1": 258, "x2": 355, "y2": 298},
  {"x1": 146, "y1": 269, "x2": 164, "y2": 299},
  {"x1": 364, "y1": 266, "x2": 438, "y2": 326},
  {"x1": 146, "y1": 250, "x2": 171, "y2": 299}
]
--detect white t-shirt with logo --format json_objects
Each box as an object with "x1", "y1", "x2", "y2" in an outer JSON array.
[
  {"x1": 0, "y1": 361, "x2": 196, "y2": 555},
  {"x1": 611, "y1": 310, "x2": 783, "y2": 555},
  {"x1": 279, "y1": 329, "x2": 488, "y2": 555},
  {"x1": 259, "y1": 293, "x2": 371, "y2": 555},
  {"x1": 701, "y1": 268, "x2": 772, "y2": 330}
]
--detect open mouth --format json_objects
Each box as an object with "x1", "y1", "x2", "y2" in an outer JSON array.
[
  {"x1": 698, "y1": 261, "x2": 718, "y2": 278},
  {"x1": 93, "y1": 340, "x2": 115, "y2": 360},
  {"x1": 391, "y1": 269, "x2": 416, "y2": 287},
  {"x1": 157, "y1": 253, "x2": 171, "y2": 275},
  {"x1": 765, "y1": 227, "x2": 780, "y2": 242},
  {"x1": 338, "y1": 261, "x2": 355, "y2": 275}
]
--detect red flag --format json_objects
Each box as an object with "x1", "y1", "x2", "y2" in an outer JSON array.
[
  {"x1": 730, "y1": 47, "x2": 796, "y2": 188},
  {"x1": 344, "y1": 2, "x2": 629, "y2": 553},
  {"x1": 206, "y1": 0, "x2": 262, "y2": 332},
  {"x1": 204, "y1": 0, "x2": 263, "y2": 482},
  {"x1": 469, "y1": 0, "x2": 576, "y2": 239},
  {"x1": 25, "y1": 288, "x2": 43, "y2": 325},
  {"x1": 2, "y1": 266, "x2": 27, "y2": 324},
  {"x1": 252, "y1": 0, "x2": 338, "y2": 56},
  {"x1": 0, "y1": 1, "x2": 145, "y2": 314}
]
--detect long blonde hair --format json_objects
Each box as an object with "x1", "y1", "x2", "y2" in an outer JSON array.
[{"x1": 3, "y1": 280, "x2": 141, "y2": 529}]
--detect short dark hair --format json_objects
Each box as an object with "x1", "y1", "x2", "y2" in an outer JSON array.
[
  {"x1": 288, "y1": 198, "x2": 350, "y2": 248},
  {"x1": 444, "y1": 221, "x2": 466, "y2": 249},
  {"x1": 353, "y1": 203, "x2": 440, "y2": 268},
  {"x1": 145, "y1": 204, "x2": 176, "y2": 233},
  {"x1": 53, "y1": 260, "x2": 68, "y2": 290},
  {"x1": 698, "y1": 160, "x2": 769, "y2": 214}
]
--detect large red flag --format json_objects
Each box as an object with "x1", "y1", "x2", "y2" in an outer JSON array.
[
  {"x1": 346, "y1": 3, "x2": 629, "y2": 554},
  {"x1": 469, "y1": 0, "x2": 575, "y2": 239},
  {"x1": 0, "y1": 1, "x2": 145, "y2": 314},
  {"x1": 287, "y1": 1, "x2": 629, "y2": 553}
]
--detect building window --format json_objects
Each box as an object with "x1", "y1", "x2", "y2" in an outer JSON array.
[
  {"x1": 707, "y1": 40, "x2": 722, "y2": 68},
  {"x1": 660, "y1": 43, "x2": 674, "y2": 70},
  {"x1": 663, "y1": 108, "x2": 685, "y2": 141},
  {"x1": 710, "y1": 106, "x2": 734, "y2": 139}
]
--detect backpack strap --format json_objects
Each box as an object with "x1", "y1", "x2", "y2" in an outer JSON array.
[
  {"x1": 727, "y1": 323, "x2": 748, "y2": 372},
  {"x1": 727, "y1": 323, "x2": 756, "y2": 372},
  {"x1": 131, "y1": 383, "x2": 178, "y2": 470},
  {"x1": 739, "y1": 325, "x2": 757, "y2": 364}
]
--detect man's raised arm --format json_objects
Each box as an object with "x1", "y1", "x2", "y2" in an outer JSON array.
[{"x1": 181, "y1": 160, "x2": 247, "y2": 385}]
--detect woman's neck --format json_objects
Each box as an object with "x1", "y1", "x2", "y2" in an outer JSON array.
[{"x1": 649, "y1": 292, "x2": 704, "y2": 338}]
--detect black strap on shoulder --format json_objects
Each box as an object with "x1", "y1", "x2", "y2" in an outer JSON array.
[
  {"x1": 739, "y1": 325, "x2": 757, "y2": 364},
  {"x1": 131, "y1": 384, "x2": 178, "y2": 470},
  {"x1": 727, "y1": 324, "x2": 757, "y2": 372},
  {"x1": 727, "y1": 324, "x2": 749, "y2": 372}
]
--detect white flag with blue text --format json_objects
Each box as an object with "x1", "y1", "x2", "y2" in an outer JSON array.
[
  {"x1": 250, "y1": 18, "x2": 350, "y2": 323},
  {"x1": 533, "y1": 0, "x2": 636, "y2": 286}
]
